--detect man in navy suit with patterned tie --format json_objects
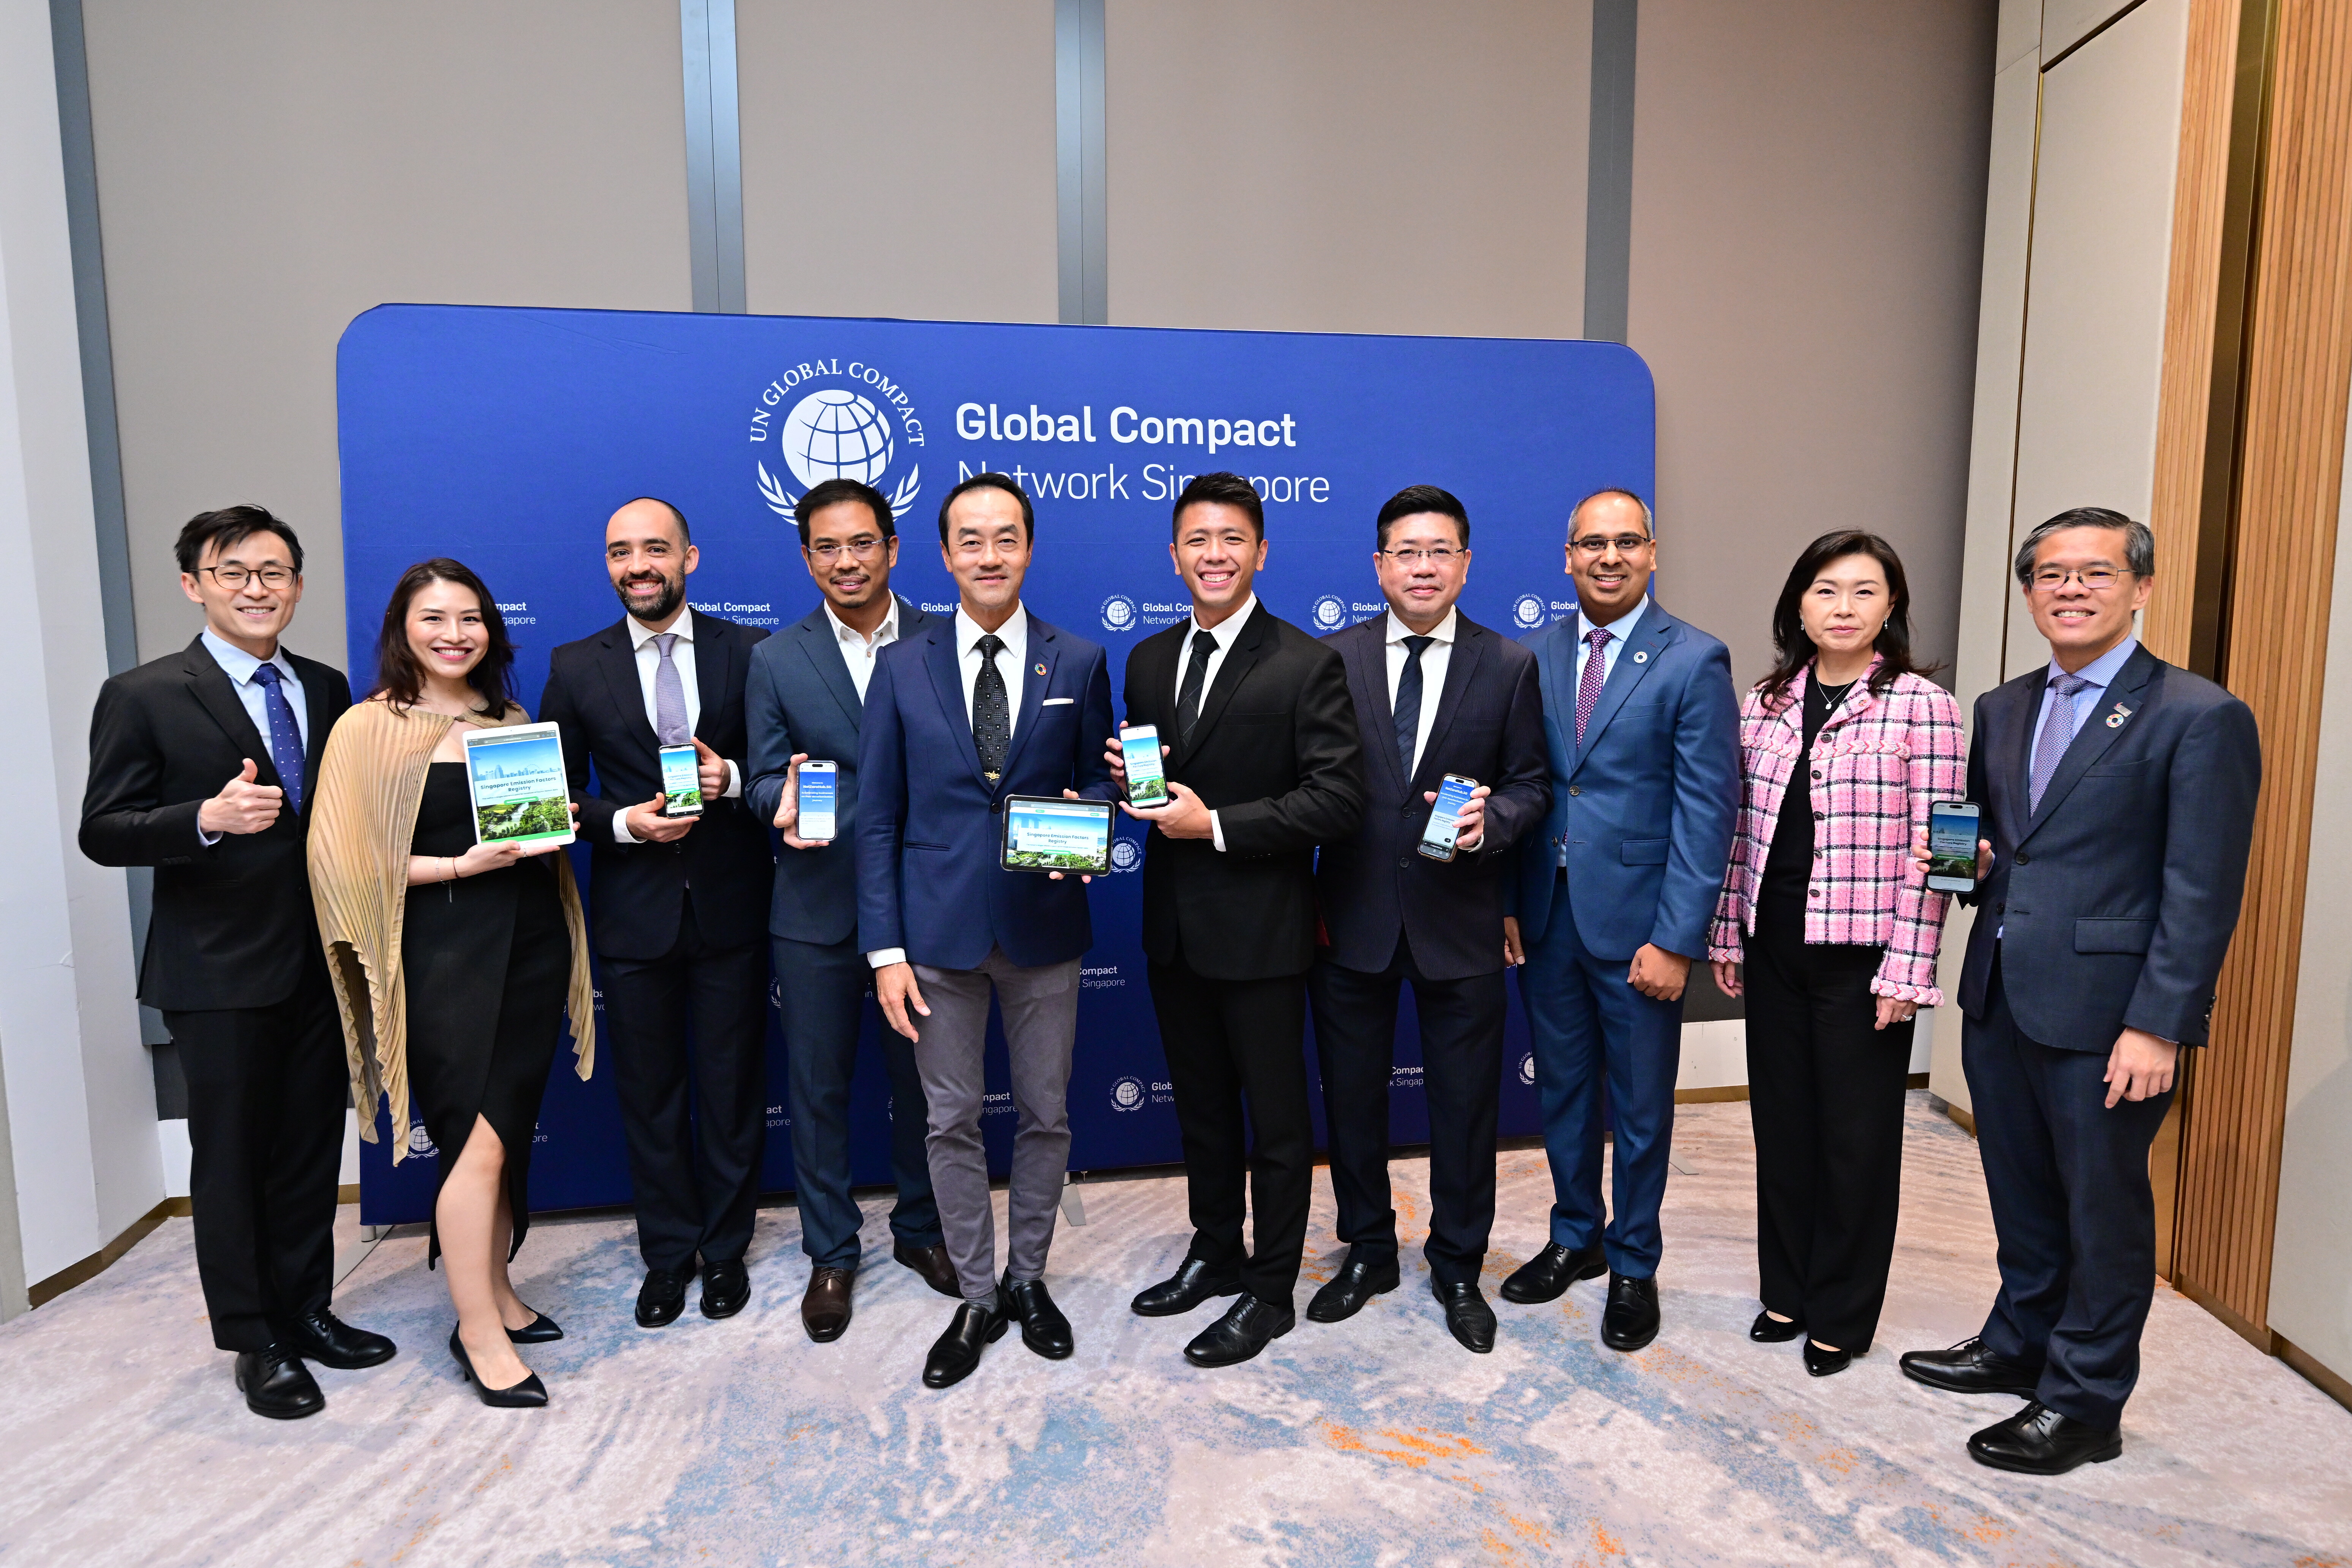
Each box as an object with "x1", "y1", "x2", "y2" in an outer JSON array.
[{"x1": 1502, "y1": 488, "x2": 1740, "y2": 1353}]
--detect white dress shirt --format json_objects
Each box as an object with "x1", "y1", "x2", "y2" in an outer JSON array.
[
  {"x1": 195, "y1": 629, "x2": 306, "y2": 846},
  {"x1": 1383, "y1": 606, "x2": 1457, "y2": 778},
  {"x1": 1559, "y1": 594, "x2": 1650, "y2": 865},
  {"x1": 615, "y1": 606, "x2": 743, "y2": 843},
  {"x1": 1173, "y1": 593, "x2": 1259, "y2": 854},
  {"x1": 826, "y1": 596, "x2": 901, "y2": 703}
]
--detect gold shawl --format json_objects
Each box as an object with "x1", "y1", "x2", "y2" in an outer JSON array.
[{"x1": 307, "y1": 697, "x2": 596, "y2": 1162}]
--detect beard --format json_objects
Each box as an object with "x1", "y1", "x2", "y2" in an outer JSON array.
[{"x1": 616, "y1": 569, "x2": 684, "y2": 624}]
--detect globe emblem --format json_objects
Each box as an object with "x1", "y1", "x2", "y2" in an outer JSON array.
[
  {"x1": 1518, "y1": 1053, "x2": 1537, "y2": 1086},
  {"x1": 1513, "y1": 594, "x2": 1546, "y2": 630},
  {"x1": 1101, "y1": 594, "x2": 1138, "y2": 633},
  {"x1": 1110, "y1": 837, "x2": 1141, "y2": 872},
  {"x1": 780, "y1": 389, "x2": 895, "y2": 489},
  {"x1": 407, "y1": 1123, "x2": 438, "y2": 1156},
  {"x1": 1111, "y1": 1075, "x2": 1146, "y2": 1112},
  {"x1": 1311, "y1": 594, "x2": 1348, "y2": 632}
]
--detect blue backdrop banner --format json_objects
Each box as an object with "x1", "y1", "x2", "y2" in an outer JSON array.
[{"x1": 338, "y1": 304, "x2": 1653, "y2": 1226}]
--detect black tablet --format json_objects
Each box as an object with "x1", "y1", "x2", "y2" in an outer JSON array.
[{"x1": 999, "y1": 795, "x2": 1116, "y2": 875}]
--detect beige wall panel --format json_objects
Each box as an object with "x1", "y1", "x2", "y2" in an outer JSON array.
[
  {"x1": 2044, "y1": 0, "x2": 2145, "y2": 57},
  {"x1": 2004, "y1": 0, "x2": 2190, "y2": 678},
  {"x1": 1998, "y1": 0, "x2": 2046, "y2": 69},
  {"x1": 83, "y1": 0, "x2": 693, "y2": 666},
  {"x1": 1103, "y1": 0, "x2": 1589, "y2": 337},
  {"x1": 738, "y1": 0, "x2": 1056, "y2": 324},
  {"x1": 1626, "y1": 0, "x2": 1996, "y2": 690}
]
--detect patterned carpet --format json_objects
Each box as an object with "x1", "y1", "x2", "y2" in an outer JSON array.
[{"x1": 3, "y1": 1094, "x2": 2348, "y2": 1567}]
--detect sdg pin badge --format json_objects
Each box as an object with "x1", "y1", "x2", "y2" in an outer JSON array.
[{"x1": 2106, "y1": 703, "x2": 2134, "y2": 730}]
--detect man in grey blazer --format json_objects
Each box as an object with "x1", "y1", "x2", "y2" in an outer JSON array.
[
  {"x1": 1901, "y1": 507, "x2": 2259, "y2": 1475},
  {"x1": 746, "y1": 477, "x2": 958, "y2": 1341}
]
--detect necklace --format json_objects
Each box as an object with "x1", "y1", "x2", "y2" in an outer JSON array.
[{"x1": 1813, "y1": 675, "x2": 1857, "y2": 710}]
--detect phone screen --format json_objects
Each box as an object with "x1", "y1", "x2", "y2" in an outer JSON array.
[
  {"x1": 1419, "y1": 775, "x2": 1478, "y2": 860},
  {"x1": 798, "y1": 761, "x2": 838, "y2": 841},
  {"x1": 1123, "y1": 724, "x2": 1168, "y2": 806},
  {"x1": 1927, "y1": 801, "x2": 1980, "y2": 887},
  {"x1": 659, "y1": 743, "x2": 704, "y2": 817}
]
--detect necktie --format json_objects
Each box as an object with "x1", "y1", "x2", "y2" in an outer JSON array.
[
  {"x1": 1574, "y1": 626, "x2": 1614, "y2": 744},
  {"x1": 973, "y1": 632, "x2": 1010, "y2": 780},
  {"x1": 250, "y1": 662, "x2": 306, "y2": 814},
  {"x1": 1394, "y1": 634, "x2": 1434, "y2": 779},
  {"x1": 652, "y1": 632, "x2": 690, "y2": 745},
  {"x1": 2028, "y1": 672, "x2": 2092, "y2": 812},
  {"x1": 1177, "y1": 627, "x2": 1216, "y2": 738}
]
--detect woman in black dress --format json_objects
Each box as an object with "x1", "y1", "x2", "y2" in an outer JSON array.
[{"x1": 311, "y1": 558, "x2": 596, "y2": 1408}]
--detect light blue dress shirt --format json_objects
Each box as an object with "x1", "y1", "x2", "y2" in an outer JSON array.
[
  {"x1": 196, "y1": 629, "x2": 306, "y2": 845},
  {"x1": 2028, "y1": 635, "x2": 2139, "y2": 768},
  {"x1": 1558, "y1": 595, "x2": 1651, "y2": 864}
]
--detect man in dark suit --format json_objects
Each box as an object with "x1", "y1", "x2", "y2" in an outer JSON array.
[
  {"x1": 1900, "y1": 507, "x2": 2258, "y2": 1475},
  {"x1": 745, "y1": 477, "x2": 958, "y2": 1342},
  {"x1": 1117, "y1": 471, "x2": 1366, "y2": 1368},
  {"x1": 1502, "y1": 488, "x2": 1740, "y2": 1353},
  {"x1": 1307, "y1": 485, "x2": 1549, "y2": 1354},
  {"x1": 80, "y1": 506, "x2": 394, "y2": 1419},
  {"x1": 857, "y1": 472, "x2": 1118, "y2": 1389},
  {"x1": 537, "y1": 498, "x2": 773, "y2": 1328}
]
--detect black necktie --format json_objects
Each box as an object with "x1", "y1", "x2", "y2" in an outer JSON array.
[
  {"x1": 1394, "y1": 634, "x2": 1433, "y2": 780},
  {"x1": 1177, "y1": 626, "x2": 1216, "y2": 738},
  {"x1": 973, "y1": 633, "x2": 1010, "y2": 780}
]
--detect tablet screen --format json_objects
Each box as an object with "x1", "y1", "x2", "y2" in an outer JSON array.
[{"x1": 1000, "y1": 795, "x2": 1114, "y2": 874}]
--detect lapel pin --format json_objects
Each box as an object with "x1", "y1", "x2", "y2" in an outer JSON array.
[
  {"x1": 1633, "y1": 651, "x2": 1649, "y2": 664},
  {"x1": 2105, "y1": 704, "x2": 2133, "y2": 729},
  {"x1": 1034, "y1": 662, "x2": 1048, "y2": 677}
]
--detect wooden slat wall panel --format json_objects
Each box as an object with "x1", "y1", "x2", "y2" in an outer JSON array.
[{"x1": 2172, "y1": 0, "x2": 2352, "y2": 1334}]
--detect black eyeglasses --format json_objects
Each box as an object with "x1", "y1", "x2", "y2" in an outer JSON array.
[
  {"x1": 1570, "y1": 534, "x2": 1653, "y2": 556},
  {"x1": 201, "y1": 565, "x2": 294, "y2": 590}
]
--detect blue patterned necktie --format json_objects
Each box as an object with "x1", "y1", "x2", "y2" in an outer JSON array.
[
  {"x1": 2028, "y1": 672, "x2": 2091, "y2": 813},
  {"x1": 1394, "y1": 635, "x2": 1434, "y2": 779},
  {"x1": 652, "y1": 632, "x2": 691, "y2": 745},
  {"x1": 250, "y1": 662, "x2": 306, "y2": 814}
]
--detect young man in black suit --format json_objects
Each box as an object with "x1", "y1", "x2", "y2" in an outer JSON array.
[
  {"x1": 1114, "y1": 471, "x2": 1366, "y2": 1368},
  {"x1": 80, "y1": 506, "x2": 394, "y2": 1419},
  {"x1": 537, "y1": 498, "x2": 773, "y2": 1327},
  {"x1": 1900, "y1": 507, "x2": 2260, "y2": 1474},
  {"x1": 1306, "y1": 486, "x2": 1549, "y2": 1354}
]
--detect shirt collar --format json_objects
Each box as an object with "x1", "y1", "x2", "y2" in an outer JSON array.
[
  {"x1": 628, "y1": 605, "x2": 694, "y2": 651},
  {"x1": 825, "y1": 596, "x2": 899, "y2": 646},
  {"x1": 1190, "y1": 593, "x2": 1258, "y2": 647},
  {"x1": 955, "y1": 604, "x2": 1026, "y2": 658},
  {"x1": 1385, "y1": 606, "x2": 1458, "y2": 647},
  {"x1": 2049, "y1": 635, "x2": 2139, "y2": 692},
  {"x1": 1577, "y1": 594, "x2": 1649, "y2": 645},
  {"x1": 199, "y1": 628, "x2": 293, "y2": 686}
]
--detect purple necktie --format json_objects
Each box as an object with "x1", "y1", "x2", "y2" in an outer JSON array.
[
  {"x1": 2028, "y1": 672, "x2": 2091, "y2": 812},
  {"x1": 250, "y1": 662, "x2": 305, "y2": 814},
  {"x1": 652, "y1": 632, "x2": 690, "y2": 745},
  {"x1": 1575, "y1": 626, "x2": 1614, "y2": 744}
]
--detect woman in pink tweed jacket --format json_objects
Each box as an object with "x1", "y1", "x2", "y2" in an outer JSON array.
[{"x1": 1707, "y1": 530, "x2": 1963, "y2": 1379}]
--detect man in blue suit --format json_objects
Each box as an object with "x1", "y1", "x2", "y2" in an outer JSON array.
[
  {"x1": 1900, "y1": 507, "x2": 2258, "y2": 1475},
  {"x1": 746, "y1": 477, "x2": 960, "y2": 1345},
  {"x1": 857, "y1": 472, "x2": 1119, "y2": 1389},
  {"x1": 1502, "y1": 487, "x2": 1740, "y2": 1351}
]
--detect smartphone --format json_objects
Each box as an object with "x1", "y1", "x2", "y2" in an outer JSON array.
[
  {"x1": 1418, "y1": 774, "x2": 1479, "y2": 862},
  {"x1": 1925, "y1": 799, "x2": 1982, "y2": 893},
  {"x1": 797, "y1": 759, "x2": 838, "y2": 842},
  {"x1": 658, "y1": 743, "x2": 704, "y2": 817},
  {"x1": 1122, "y1": 723, "x2": 1169, "y2": 807}
]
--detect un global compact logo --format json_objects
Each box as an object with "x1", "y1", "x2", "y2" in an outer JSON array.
[
  {"x1": 407, "y1": 1122, "x2": 438, "y2": 1157},
  {"x1": 1512, "y1": 594, "x2": 1547, "y2": 631},
  {"x1": 750, "y1": 358, "x2": 925, "y2": 523},
  {"x1": 1101, "y1": 594, "x2": 1139, "y2": 634},
  {"x1": 1519, "y1": 1053, "x2": 1538, "y2": 1086},
  {"x1": 1109, "y1": 836, "x2": 1141, "y2": 873},
  {"x1": 1310, "y1": 594, "x2": 1349, "y2": 633},
  {"x1": 1111, "y1": 1076, "x2": 1147, "y2": 1113}
]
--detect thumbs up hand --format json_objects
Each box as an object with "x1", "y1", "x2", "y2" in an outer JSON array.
[{"x1": 199, "y1": 758, "x2": 285, "y2": 836}]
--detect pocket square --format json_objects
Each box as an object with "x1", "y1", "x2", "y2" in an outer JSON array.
[{"x1": 1042, "y1": 697, "x2": 1075, "y2": 706}]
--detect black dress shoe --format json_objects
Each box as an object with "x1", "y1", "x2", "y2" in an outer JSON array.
[
  {"x1": 1899, "y1": 1336, "x2": 2041, "y2": 1396},
  {"x1": 922, "y1": 1294, "x2": 1010, "y2": 1389},
  {"x1": 636, "y1": 1265, "x2": 694, "y2": 1329},
  {"x1": 448, "y1": 1327, "x2": 548, "y2": 1408},
  {"x1": 1600, "y1": 1272, "x2": 1660, "y2": 1351},
  {"x1": 1432, "y1": 1279, "x2": 1497, "y2": 1354},
  {"x1": 895, "y1": 1241, "x2": 962, "y2": 1299},
  {"x1": 1002, "y1": 1273, "x2": 1075, "y2": 1359},
  {"x1": 1968, "y1": 1400, "x2": 2121, "y2": 1474},
  {"x1": 234, "y1": 1347, "x2": 324, "y2": 1420},
  {"x1": 700, "y1": 1258, "x2": 751, "y2": 1320},
  {"x1": 1184, "y1": 1295, "x2": 1295, "y2": 1368},
  {"x1": 506, "y1": 1310, "x2": 564, "y2": 1344},
  {"x1": 1750, "y1": 1310, "x2": 1805, "y2": 1343},
  {"x1": 1306, "y1": 1252, "x2": 1401, "y2": 1323},
  {"x1": 1132, "y1": 1257, "x2": 1244, "y2": 1318},
  {"x1": 1499, "y1": 1241, "x2": 1607, "y2": 1304},
  {"x1": 275, "y1": 1309, "x2": 397, "y2": 1370},
  {"x1": 1804, "y1": 1340, "x2": 1852, "y2": 1377}
]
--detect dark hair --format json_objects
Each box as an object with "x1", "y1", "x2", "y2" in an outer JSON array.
[
  {"x1": 618, "y1": 496, "x2": 691, "y2": 546},
  {"x1": 795, "y1": 478, "x2": 896, "y2": 548},
  {"x1": 1375, "y1": 485, "x2": 1469, "y2": 549},
  {"x1": 2012, "y1": 505, "x2": 2155, "y2": 584},
  {"x1": 175, "y1": 505, "x2": 303, "y2": 575},
  {"x1": 370, "y1": 558, "x2": 515, "y2": 716},
  {"x1": 1172, "y1": 471, "x2": 1265, "y2": 539},
  {"x1": 937, "y1": 472, "x2": 1034, "y2": 544},
  {"x1": 1755, "y1": 530, "x2": 1939, "y2": 705},
  {"x1": 1567, "y1": 487, "x2": 1655, "y2": 539}
]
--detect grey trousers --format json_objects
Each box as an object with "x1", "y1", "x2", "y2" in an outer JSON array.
[{"x1": 909, "y1": 947, "x2": 1080, "y2": 1303}]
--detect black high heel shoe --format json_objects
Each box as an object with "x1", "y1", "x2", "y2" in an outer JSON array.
[
  {"x1": 1803, "y1": 1339, "x2": 1852, "y2": 1378},
  {"x1": 1750, "y1": 1310, "x2": 1805, "y2": 1343},
  {"x1": 449, "y1": 1326, "x2": 549, "y2": 1407},
  {"x1": 506, "y1": 1309, "x2": 564, "y2": 1344}
]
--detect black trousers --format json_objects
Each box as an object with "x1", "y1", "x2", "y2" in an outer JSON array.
[
  {"x1": 1966, "y1": 957, "x2": 2172, "y2": 1429},
  {"x1": 1743, "y1": 898, "x2": 1914, "y2": 1351},
  {"x1": 1307, "y1": 936, "x2": 1504, "y2": 1287},
  {"x1": 1148, "y1": 956, "x2": 1314, "y2": 1307},
  {"x1": 601, "y1": 899, "x2": 768, "y2": 1273},
  {"x1": 162, "y1": 966, "x2": 349, "y2": 1353}
]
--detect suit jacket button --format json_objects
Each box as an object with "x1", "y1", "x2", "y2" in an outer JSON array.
[
  {"x1": 2015, "y1": 852, "x2": 2029, "y2": 865},
  {"x1": 1398, "y1": 856, "x2": 1411, "y2": 869},
  {"x1": 1568, "y1": 784, "x2": 1581, "y2": 796}
]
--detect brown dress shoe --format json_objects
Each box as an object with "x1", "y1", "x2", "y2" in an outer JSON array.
[
  {"x1": 802, "y1": 1267, "x2": 854, "y2": 1342},
  {"x1": 895, "y1": 1241, "x2": 961, "y2": 1299}
]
